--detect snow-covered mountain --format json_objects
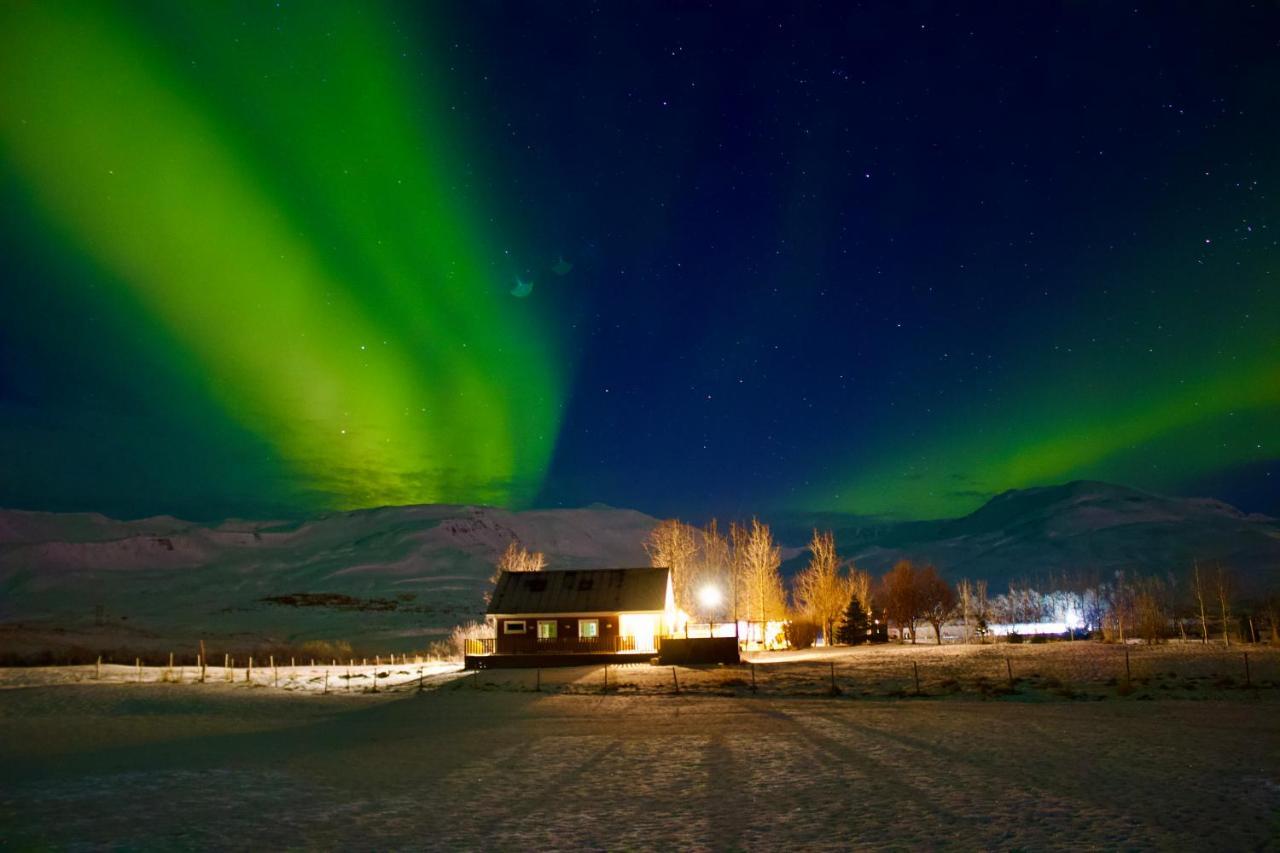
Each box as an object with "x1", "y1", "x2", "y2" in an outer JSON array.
[
  {"x1": 2, "y1": 482, "x2": 1277, "y2": 660},
  {"x1": 0, "y1": 504, "x2": 657, "y2": 659},
  {"x1": 830, "y1": 481, "x2": 1280, "y2": 591}
]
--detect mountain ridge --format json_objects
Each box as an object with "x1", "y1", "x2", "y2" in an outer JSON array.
[{"x1": 1, "y1": 482, "x2": 1276, "y2": 657}]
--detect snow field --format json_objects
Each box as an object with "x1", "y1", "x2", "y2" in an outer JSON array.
[{"x1": 1, "y1": 683, "x2": 1276, "y2": 849}]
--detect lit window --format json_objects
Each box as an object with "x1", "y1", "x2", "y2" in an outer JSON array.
[
  {"x1": 504, "y1": 620, "x2": 526, "y2": 634},
  {"x1": 578, "y1": 619, "x2": 599, "y2": 639},
  {"x1": 537, "y1": 620, "x2": 557, "y2": 639}
]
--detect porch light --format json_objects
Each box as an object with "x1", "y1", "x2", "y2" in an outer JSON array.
[{"x1": 697, "y1": 584, "x2": 723, "y2": 611}]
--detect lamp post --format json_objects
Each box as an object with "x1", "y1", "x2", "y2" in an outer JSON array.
[{"x1": 698, "y1": 584, "x2": 724, "y2": 637}]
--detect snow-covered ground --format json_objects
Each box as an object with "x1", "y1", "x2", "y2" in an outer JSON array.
[
  {"x1": 1, "y1": 643, "x2": 1277, "y2": 849},
  {"x1": 1, "y1": 682, "x2": 1276, "y2": 848}
]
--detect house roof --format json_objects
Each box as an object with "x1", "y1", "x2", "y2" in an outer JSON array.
[{"x1": 487, "y1": 567, "x2": 670, "y2": 615}]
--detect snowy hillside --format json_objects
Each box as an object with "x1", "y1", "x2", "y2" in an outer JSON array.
[
  {"x1": 3, "y1": 481, "x2": 1277, "y2": 660},
  {"x1": 835, "y1": 481, "x2": 1280, "y2": 590},
  {"x1": 0, "y1": 504, "x2": 657, "y2": 659}
]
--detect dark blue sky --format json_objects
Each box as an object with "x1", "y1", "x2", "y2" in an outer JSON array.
[{"x1": 1, "y1": 2, "x2": 1276, "y2": 521}]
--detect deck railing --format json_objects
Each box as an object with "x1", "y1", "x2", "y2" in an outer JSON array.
[{"x1": 466, "y1": 635, "x2": 646, "y2": 656}]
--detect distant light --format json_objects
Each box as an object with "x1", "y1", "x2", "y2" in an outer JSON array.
[{"x1": 697, "y1": 584, "x2": 723, "y2": 610}]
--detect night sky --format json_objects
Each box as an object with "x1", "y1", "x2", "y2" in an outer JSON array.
[{"x1": 1, "y1": 2, "x2": 1276, "y2": 522}]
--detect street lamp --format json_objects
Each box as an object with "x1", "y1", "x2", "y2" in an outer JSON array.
[{"x1": 697, "y1": 583, "x2": 723, "y2": 612}]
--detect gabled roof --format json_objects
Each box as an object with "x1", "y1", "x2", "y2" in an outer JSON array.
[{"x1": 487, "y1": 567, "x2": 670, "y2": 615}]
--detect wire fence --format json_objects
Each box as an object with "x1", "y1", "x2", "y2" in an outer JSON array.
[
  {"x1": 456, "y1": 642, "x2": 1280, "y2": 700},
  {"x1": 4, "y1": 642, "x2": 1276, "y2": 701}
]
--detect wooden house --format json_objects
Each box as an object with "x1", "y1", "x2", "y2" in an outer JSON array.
[{"x1": 481, "y1": 567, "x2": 676, "y2": 660}]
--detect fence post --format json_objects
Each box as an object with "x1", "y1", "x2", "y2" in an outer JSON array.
[
  {"x1": 419, "y1": 669, "x2": 424, "y2": 692},
  {"x1": 136, "y1": 657, "x2": 142, "y2": 683},
  {"x1": 96, "y1": 655, "x2": 101, "y2": 680},
  {"x1": 672, "y1": 666, "x2": 680, "y2": 694},
  {"x1": 248, "y1": 656, "x2": 253, "y2": 684},
  {"x1": 168, "y1": 651, "x2": 174, "y2": 681},
  {"x1": 830, "y1": 661, "x2": 839, "y2": 695},
  {"x1": 323, "y1": 670, "x2": 329, "y2": 694},
  {"x1": 1124, "y1": 647, "x2": 1131, "y2": 682},
  {"x1": 603, "y1": 664, "x2": 609, "y2": 694},
  {"x1": 1005, "y1": 657, "x2": 1014, "y2": 688},
  {"x1": 271, "y1": 655, "x2": 278, "y2": 687},
  {"x1": 913, "y1": 661, "x2": 921, "y2": 694},
  {"x1": 1244, "y1": 652, "x2": 1251, "y2": 688},
  {"x1": 751, "y1": 662, "x2": 757, "y2": 693},
  {"x1": 535, "y1": 668, "x2": 541, "y2": 692}
]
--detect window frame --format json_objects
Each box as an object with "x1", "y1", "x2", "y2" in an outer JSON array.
[
  {"x1": 578, "y1": 618, "x2": 600, "y2": 639},
  {"x1": 504, "y1": 620, "x2": 527, "y2": 634},
  {"x1": 536, "y1": 620, "x2": 557, "y2": 640}
]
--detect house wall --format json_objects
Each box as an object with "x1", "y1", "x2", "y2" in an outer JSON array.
[{"x1": 495, "y1": 613, "x2": 620, "y2": 654}]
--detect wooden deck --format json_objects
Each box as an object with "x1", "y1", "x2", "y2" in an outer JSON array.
[{"x1": 464, "y1": 651, "x2": 657, "y2": 670}]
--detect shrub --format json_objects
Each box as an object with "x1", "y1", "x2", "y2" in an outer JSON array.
[
  {"x1": 784, "y1": 620, "x2": 820, "y2": 650},
  {"x1": 429, "y1": 620, "x2": 493, "y2": 661},
  {"x1": 1006, "y1": 630, "x2": 1024, "y2": 644},
  {"x1": 297, "y1": 639, "x2": 354, "y2": 661}
]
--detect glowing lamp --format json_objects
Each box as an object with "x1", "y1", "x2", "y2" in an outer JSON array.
[{"x1": 697, "y1": 584, "x2": 723, "y2": 611}]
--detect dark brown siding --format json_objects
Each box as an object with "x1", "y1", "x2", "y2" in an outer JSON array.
[{"x1": 495, "y1": 614, "x2": 620, "y2": 655}]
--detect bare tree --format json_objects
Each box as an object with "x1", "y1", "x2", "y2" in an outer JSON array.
[
  {"x1": 1264, "y1": 587, "x2": 1280, "y2": 646},
  {"x1": 1133, "y1": 575, "x2": 1168, "y2": 643},
  {"x1": 919, "y1": 565, "x2": 956, "y2": 645},
  {"x1": 485, "y1": 540, "x2": 546, "y2": 603},
  {"x1": 957, "y1": 578, "x2": 973, "y2": 644},
  {"x1": 694, "y1": 519, "x2": 732, "y2": 622},
  {"x1": 1108, "y1": 571, "x2": 1132, "y2": 644},
  {"x1": 729, "y1": 521, "x2": 750, "y2": 631},
  {"x1": 881, "y1": 560, "x2": 924, "y2": 643},
  {"x1": 497, "y1": 541, "x2": 546, "y2": 573},
  {"x1": 1189, "y1": 561, "x2": 1210, "y2": 643},
  {"x1": 792, "y1": 529, "x2": 846, "y2": 646},
  {"x1": 1216, "y1": 564, "x2": 1233, "y2": 647},
  {"x1": 644, "y1": 519, "x2": 700, "y2": 615},
  {"x1": 974, "y1": 579, "x2": 990, "y2": 641},
  {"x1": 848, "y1": 567, "x2": 873, "y2": 621},
  {"x1": 740, "y1": 518, "x2": 786, "y2": 647}
]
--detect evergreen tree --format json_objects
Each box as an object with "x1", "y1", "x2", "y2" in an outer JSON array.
[{"x1": 837, "y1": 594, "x2": 870, "y2": 645}]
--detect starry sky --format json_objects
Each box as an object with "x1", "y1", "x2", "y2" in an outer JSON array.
[{"x1": 0, "y1": 2, "x2": 1276, "y2": 522}]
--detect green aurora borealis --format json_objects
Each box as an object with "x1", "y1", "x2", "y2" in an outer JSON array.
[
  {"x1": 1, "y1": 2, "x2": 562, "y2": 510},
  {"x1": 0, "y1": 3, "x2": 1276, "y2": 521}
]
